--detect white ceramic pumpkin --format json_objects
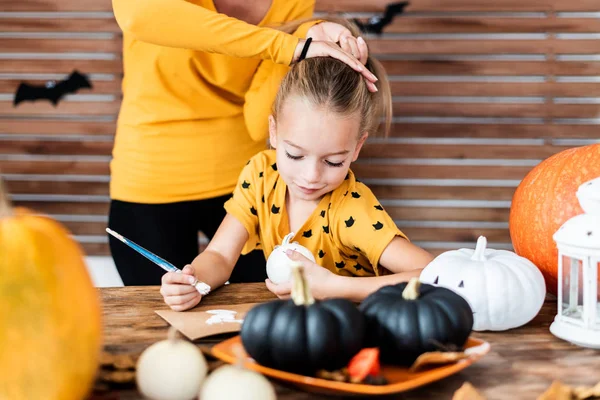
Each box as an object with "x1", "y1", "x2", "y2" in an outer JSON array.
[
  {"x1": 420, "y1": 236, "x2": 546, "y2": 331},
  {"x1": 266, "y1": 232, "x2": 316, "y2": 284}
]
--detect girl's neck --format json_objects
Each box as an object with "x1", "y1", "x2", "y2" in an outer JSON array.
[{"x1": 285, "y1": 191, "x2": 322, "y2": 234}]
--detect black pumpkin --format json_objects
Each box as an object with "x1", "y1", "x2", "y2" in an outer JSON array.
[
  {"x1": 241, "y1": 265, "x2": 365, "y2": 375},
  {"x1": 359, "y1": 278, "x2": 473, "y2": 366}
]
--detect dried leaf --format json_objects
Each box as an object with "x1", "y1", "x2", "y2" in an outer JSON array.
[
  {"x1": 452, "y1": 382, "x2": 486, "y2": 400},
  {"x1": 98, "y1": 369, "x2": 137, "y2": 384},
  {"x1": 99, "y1": 352, "x2": 137, "y2": 370},
  {"x1": 537, "y1": 381, "x2": 574, "y2": 400},
  {"x1": 573, "y1": 382, "x2": 600, "y2": 399},
  {"x1": 112, "y1": 354, "x2": 137, "y2": 370},
  {"x1": 316, "y1": 369, "x2": 348, "y2": 382},
  {"x1": 409, "y1": 351, "x2": 470, "y2": 372}
]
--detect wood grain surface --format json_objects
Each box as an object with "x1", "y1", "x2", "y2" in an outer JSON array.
[{"x1": 91, "y1": 283, "x2": 600, "y2": 400}]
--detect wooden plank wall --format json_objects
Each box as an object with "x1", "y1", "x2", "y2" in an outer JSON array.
[{"x1": 1, "y1": 0, "x2": 599, "y2": 258}]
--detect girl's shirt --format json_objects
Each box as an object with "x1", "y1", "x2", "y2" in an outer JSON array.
[
  {"x1": 110, "y1": 0, "x2": 316, "y2": 203},
  {"x1": 225, "y1": 150, "x2": 408, "y2": 277}
]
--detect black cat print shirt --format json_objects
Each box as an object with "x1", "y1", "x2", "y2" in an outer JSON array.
[{"x1": 224, "y1": 150, "x2": 408, "y2": 277}]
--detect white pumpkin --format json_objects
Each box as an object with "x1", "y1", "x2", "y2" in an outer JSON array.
[
  {"x1": 420, "y1": 236, "x2": 546, "y2": 331},
  {"x1": 136, "y1": 328, "x2": 208, "y2": 400},
  {"x1": 266, "y1": 232, "x2": 316, "y2": 284},
  {"x1": 199, "y1": 363, "x2": 276, "y2": 400}
]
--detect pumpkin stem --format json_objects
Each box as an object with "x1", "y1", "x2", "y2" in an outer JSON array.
[
  {"x1": 0, "y1": 175, "x2": 13, "y2": 218},
  {"x1": 167, "y1": 326, "x2": 180, "y2": 342},
  {"x1": 232, "y1": 343, "x2": 246, "y2": 369},
  {"x1": 402, "y1": 277, "x2": 421, "y2": 300},
  {"x1": 471, "y1": 236, "x2": 488, "y2": 262},
  {"x1": 290, "y1": 262, "x2": 315, "y2": 306}
]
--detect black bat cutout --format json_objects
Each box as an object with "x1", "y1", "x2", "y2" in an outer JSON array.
[
  {"x1": 13, "y1": 70, "x2": 93, "y2": 107},
  {"x1": 353, "y1": 1, "x2": 410, "y2": 34}
]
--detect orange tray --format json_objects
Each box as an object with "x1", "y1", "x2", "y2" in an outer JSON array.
[{"x1": 212, "y1": 335, "x2": 490, "y2": 396}]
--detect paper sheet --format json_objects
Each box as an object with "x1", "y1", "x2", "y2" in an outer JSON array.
[{"x1": 155, "y1": 303, "x2": 259, "y2": 340}]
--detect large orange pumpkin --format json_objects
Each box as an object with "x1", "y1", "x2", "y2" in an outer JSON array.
[
  {"x1": 0, "y1": 179, "x2": 103, "y2": 399},
  {"x1": 509, "y1": 143, "x2": 600, "y2": 295}
]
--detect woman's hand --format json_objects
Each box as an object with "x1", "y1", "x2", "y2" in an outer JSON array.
[
  {"x1": 160, "y1": 264, "x2": 202, "y2": 311},
  {"x1": 308, "y1": 22, "x2": 368, "y2": 64},
  {"x1": 265, "y1": 249, "x2": 339, "y2": 300},
  {"x1": 293, "y1": 22, "x2": 378, "y2": 93}
]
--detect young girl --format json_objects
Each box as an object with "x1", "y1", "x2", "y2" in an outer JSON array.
[{"x1": 160, "y1": 28, "x2": 434, "y2": 311}]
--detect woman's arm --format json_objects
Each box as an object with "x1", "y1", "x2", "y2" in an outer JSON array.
[
  {"x1": 112, "y1": 0, "x2": 307, "y2": 64},
  {"x1": 244, "y1": 20, "x2": 374, "y2": 141},
  {"x1": 243, "y1": 20, "x2": 318, "y2": 141}
]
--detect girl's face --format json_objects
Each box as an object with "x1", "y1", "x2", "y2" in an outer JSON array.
[{"x1": 269, "y1": 96, "x2": 367, "y2": 202}]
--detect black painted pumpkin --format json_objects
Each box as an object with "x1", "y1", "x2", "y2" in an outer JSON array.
[
  {"x1": 240, "y1": 264, "x2": 365, "y2": 375},
  {"x1": 359, "y1": 278, "x2": 473, "y2": 366}
]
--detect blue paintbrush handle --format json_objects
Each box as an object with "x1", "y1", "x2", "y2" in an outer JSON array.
[
  {"x1": 105, "y1": 228, "x2": 211, "y2": 295},
  {"x1": 106, "y1": 228, "x2": 178, "y2": 273}
]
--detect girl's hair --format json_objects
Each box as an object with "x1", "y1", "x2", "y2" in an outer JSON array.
[{"x1": 272, "y1": 18, "x2": 392, "y2": 138}]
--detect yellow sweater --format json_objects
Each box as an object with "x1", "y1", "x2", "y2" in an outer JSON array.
[
  {"x1": 225, "y1": 151, "x2": 409, "y2": 277},
  {"x1": 110, "y1": 0, "x2": 315, "y2": 203}
]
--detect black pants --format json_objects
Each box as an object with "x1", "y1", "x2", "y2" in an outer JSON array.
[{"x1": 108, "y1": 195, "x2": 267, "y2": 286}]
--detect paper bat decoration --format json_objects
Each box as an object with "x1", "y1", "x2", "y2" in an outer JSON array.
[
  {"x1": 353, "y1": 1, "x2": 410, "y2": 34},
  {"x1": 13, "y1": 70, "x2": 93, "y2": 107}
]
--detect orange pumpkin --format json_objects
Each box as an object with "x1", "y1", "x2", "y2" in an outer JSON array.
[
  {"x1": 509, "y1": 143, "x2": 600, "y2": 295},
  {"x1": 0, "y1": 179, "x2": 103, "y2": 400}
]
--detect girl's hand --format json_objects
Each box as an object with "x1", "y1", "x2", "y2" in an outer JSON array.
[
  {"x1": 160, "y1": 264, "x2": 202, "y2": 311},
  {"x1": 293, "y1": 23, "x2": 378, "y2": 93},
  {"x1": 265, "y1": 249, "x2": 338, "y2": 300}
]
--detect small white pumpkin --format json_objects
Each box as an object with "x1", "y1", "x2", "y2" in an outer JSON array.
[
  {"x1": 199, "y1": 345, "x2": 276, "y2": 400},
  {"x1": 137, "y1": 327, "x2": 208, "y2": 400},
  {"x1": 266, "y1": 232, "x2": 316, "y2": 284},
  {"x1": 420, "y1": 236, "x2": 546, "y2": 331}
]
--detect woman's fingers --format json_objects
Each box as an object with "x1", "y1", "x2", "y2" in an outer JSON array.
[
  {"x1": 294, "y1": 40, "x2": 378, "y2": 92},
  {"x1": 312, "y1": 41, "x2": 378, "y2": 81},
  {"x1": 341, "y1": 36, "x2": 360, "y2": 62},
  {"x1": 357, "y1": 36, "x2": 369, "y2": 65},
  {"x1": 339, "y1": 36, "x2": 353, "y2": 57},
  {"x1": 366, "y1": 80, "x2": 378, "y2": 93}
]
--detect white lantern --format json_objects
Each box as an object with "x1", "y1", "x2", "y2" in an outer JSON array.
[{"x1": 549, "y1": 177, "x2": 600, "y2": 349}]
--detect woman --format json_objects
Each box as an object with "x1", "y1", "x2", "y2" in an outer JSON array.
[{"x1": 109, "y1": 0, "x2": 376, "y2": 285}]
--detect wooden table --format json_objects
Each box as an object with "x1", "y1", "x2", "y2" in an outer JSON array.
[{"x1": 93, "y1": 284, "x2": 600, "y2": 400}]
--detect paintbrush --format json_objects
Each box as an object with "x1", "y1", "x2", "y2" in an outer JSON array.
[{"x1": 106, "y1": 228, "x2": 211, "y2": 295}]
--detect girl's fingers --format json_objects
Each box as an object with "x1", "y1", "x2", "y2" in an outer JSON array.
[
  {"x1": 181, "y1": 264, "x2": 195, "y2": 275},
  {"x1": 164, "y1": 290, "x2": 200, "y2": 307},
  {"x1": 265, "y1": 279, "x2": 291, "y2": 297},
  {"x1": 162, "y1": 270, "x2": 197, "y2": 286},
  {"x1": 169, "y1": 293, "x2": 202, "y2": 312},
  {"x1": 161, "y1": 281, "x2": 198, "y2": 297}
]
